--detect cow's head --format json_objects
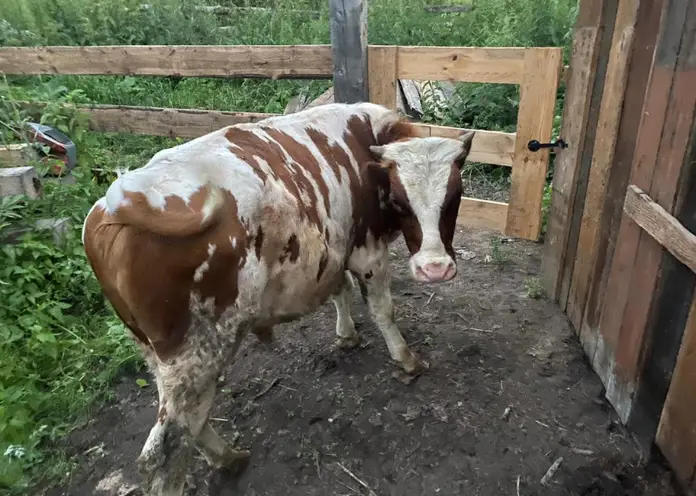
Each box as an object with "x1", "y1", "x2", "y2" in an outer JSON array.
[{"x1": 369, "y1": 132, "x2": 474, "y2": 283}]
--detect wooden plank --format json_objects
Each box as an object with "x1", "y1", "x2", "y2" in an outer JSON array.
[
  {"x1": 558, "y1": 0, "x2": 621, "y2": 311},
  {"x1": 368, "y1": 46, "x2": 398, "y2": 109},
  {"x1": 18, "y1": 103, "x2": 513, "y2": 166},
  {"x1": 624, "y1": 185, "x2": 696, "y2": 274},
  {"x1": 541, "y1": 23, "x2": 605, "y2": 300},
  {"x1": 414, "y1": 123, "x2": 516, "y2": 167},
  {"x1": 580, "y1": 0, "x2": 666, "y2": 358},
  {"x1": 18, "y1": 102, "x2": 273, "y2": 139},
  {"x1": 396, "y1": 46, "x2": 526, "y2": 84},
  {"x1": 656, "y1": 294, "x2": 696, "y2": 487},
  {"x1": 0, "y1": 45, "x2": 334, "y2": 79},
  {"x1": 306, "y1": 87, "x2": 335, "y2": 109},
  {"x1": 504, "y1": 48, "x2": 563, "y2": 240},
  {"x1": 457, "y1": 197, "x2": 508, "y2": 232},
  {"x1": 597, "y1": 0, "x2": 695, "y2": 425},
  {"x1": 399, "y1": 79, "x2": 423, "y2": 118},
  {"x1": 566, "y1": 0, "x2": 641, "y2": 335},
  {"x1": 329, "y1": 0, "x2": 368, "y2": 103}
]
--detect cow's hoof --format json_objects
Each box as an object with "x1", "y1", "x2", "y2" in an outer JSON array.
[
  {"x1": 336, "y1": 334, "x2": 361, "y2": 350},
  {"x1": 403, "y1": 352, "x2": 430, "y2": 375},
  {"x1": 219, "y1": 450, "x2": 251, "y2": 477}
]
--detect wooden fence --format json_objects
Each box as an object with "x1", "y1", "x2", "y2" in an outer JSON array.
[
  {"x1": 0, "y1": 41, "x2": 562, "y2": 241},
  {"x1": 543, "y1": 0, "x2": 696, "y2": 491}
]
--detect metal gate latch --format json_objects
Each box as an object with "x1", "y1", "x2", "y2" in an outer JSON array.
[{"x1": 527, "y1": 139, "x2": 569, "y2": 152}]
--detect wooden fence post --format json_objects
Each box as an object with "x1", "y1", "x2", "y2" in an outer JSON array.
[
  {"x1": 368, "y1": 45, "x2": 398, "y2": 109},
  {"x1": 329, "y1": 0, "x2": 369, "y2": 103}
]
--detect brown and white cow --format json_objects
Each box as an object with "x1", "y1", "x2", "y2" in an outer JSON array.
[{"x1": 82, "y1": 102, "x2": 474, "y2": 495}]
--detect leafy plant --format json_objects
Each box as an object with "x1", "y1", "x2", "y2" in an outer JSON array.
[
  {"x1": 489, "y1": 236, "x2": 511, "y2": 266},
  {"x1": 0, "y1": 86, "x2": 143, "y2": 492},
  {"x1": 525, "y1": 277, "x2": 545, "y2": 299}
]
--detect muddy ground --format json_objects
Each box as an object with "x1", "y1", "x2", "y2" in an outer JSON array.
[{"x1": 39, "y1": 228, "x2": 680, "y2": 496}]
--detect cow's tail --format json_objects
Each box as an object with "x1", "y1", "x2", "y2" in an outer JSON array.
[{"x1": 104, "y1": 179, "x2": 225, "y2": 238}]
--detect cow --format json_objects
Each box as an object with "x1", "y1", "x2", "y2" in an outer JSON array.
[{"x1": 81, "y1": 102, "x2": 474, "y2": 496}]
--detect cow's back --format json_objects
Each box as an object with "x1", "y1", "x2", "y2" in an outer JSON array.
[{"x1": 82, "y1": 102, "x2": 405, "y2": 359}]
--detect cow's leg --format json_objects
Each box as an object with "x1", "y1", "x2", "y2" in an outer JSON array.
[
  {"x1": 332, "y1": 271, "x2": 359, "y2": 349},
  {"x1": 136, "y1": 326, "x2": 250, "y2": 495},
  {"x1": 358, "y1": 258, "x2": 429, "y2": 375},
  {"x1": 136, "y1": 366, "x2": 192, "y2": 496}
]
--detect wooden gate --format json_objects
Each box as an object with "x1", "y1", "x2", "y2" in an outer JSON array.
[{"x1": 368, "y1": 45, "x2": 563, "y2": 241}]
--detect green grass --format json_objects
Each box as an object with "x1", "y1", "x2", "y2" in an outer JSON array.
[{"x1": 0, "y1": 0, "x2": 577, "y2": 491}]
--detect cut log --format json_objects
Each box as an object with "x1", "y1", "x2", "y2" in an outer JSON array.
[
  {"x1": 0, "y1": 144, "x2": 38, "y2": 167},
  {"x1": 0, "y1": 166, "x2": 41, "y2": 199}
]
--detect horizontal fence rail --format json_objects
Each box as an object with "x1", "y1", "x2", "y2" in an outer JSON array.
[
  {"x1": 1, "y1": 45, "x2": 531, "y2": 84},
  {"x1": 17, "y1": 102, "x2": 515, "y2": 167},
  {"x1": 0, "y1": 45, "x2": 334, "y2": 79},
  {"x1": 0, "y1": 43, "x2": 563, "y2": 240},
  {"x1": 396, "y1": 46, "x2": 527, "y2": 84}
]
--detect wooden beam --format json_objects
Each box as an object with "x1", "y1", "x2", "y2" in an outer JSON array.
[
  {"x1": 566, "y1": 0, "x2": 642, "y2": 335},
  {"x1": 329, "y1": 0, "x2": 368, "y2": 103},
  {"x1": 414, "y1": 123, "x2": 516, "y2": 167},
  {"x1": 597, "y1": 0, "x2": 696, "y2": 425},
  {"x1": 457, "y1": 197, "x2": 508, "y2": 232},
  {"x1": 0, "y1": 45, "x2": 334, "y2": 79},
  {"x1": 580, "y1": 0, "x2": 667, "y2": 362},
  {"x1": 624, "y1": 185, "x2": 696, "y2": 274},
  {"x1": 505, "y1": 47, "x2": 563, "y2": 240},
  {"x1": 396, "y1": 46, "x2": 526, "y2": 84},
  {"x1": 368, "y1": 45, "x2": 398, "y2": 109},
  {"x1": 541, "y1": 0, "x2": 611, "y2": 299},
  {"x1": 18, "y1": 102, "x2": 273, "y2": 139},
  {"x1": 17, "y1": 103, "x2": 514, "y2": 165},
  {"x1": 558, "y1": 0, "x2": 621, "y2": 311}
]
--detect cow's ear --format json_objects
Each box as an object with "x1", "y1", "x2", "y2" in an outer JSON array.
[{"x1": 455, "y1": 131, "x2": 475, "y2": 169}]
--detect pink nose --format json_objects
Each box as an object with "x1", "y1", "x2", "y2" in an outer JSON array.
[{"x1": 416, "y1": 261, "x2": 457, "y2": 282}]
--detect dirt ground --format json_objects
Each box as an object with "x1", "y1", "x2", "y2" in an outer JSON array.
[{"x1": 39, "y1": 228, "x2": 681, "y2": 496}]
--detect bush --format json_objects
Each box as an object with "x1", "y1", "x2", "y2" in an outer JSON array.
[{"x1": 0, "y1": 85, "x2": 145, "y2": 492}]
